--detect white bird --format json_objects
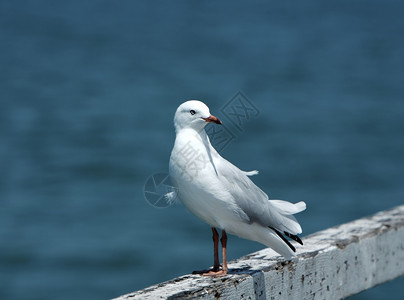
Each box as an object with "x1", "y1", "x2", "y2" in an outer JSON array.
[{"x1": 168, "y1": 100, "x2": 306, "y2": 276}]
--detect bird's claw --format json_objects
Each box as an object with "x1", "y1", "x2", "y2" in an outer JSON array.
[
  {"x1": 192, "y1": 265, "x2": 227, "y2": 277},
  {"x1": 202, "y1": 269, "x2": 227, "y2": 277}
]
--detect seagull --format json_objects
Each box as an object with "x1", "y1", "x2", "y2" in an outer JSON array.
[{"x1": 168, "y1": 100, "x2": 306, "y2": 276}]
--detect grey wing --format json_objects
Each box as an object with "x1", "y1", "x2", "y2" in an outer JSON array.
[{"x1": 217, "y1": 158, "x2": 305, "y2": 235}]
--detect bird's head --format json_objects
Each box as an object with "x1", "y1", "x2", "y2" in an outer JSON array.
[{"x1": 174, "y1": 100, "x2": 222, "y2": 132}]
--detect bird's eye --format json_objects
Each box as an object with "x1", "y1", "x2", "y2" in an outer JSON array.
[{"x1": 190, "y1": 110, "x2": 196, "y2": 115}]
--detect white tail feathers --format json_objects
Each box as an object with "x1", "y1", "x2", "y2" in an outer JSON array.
[
  {"x1": 268, "y1": 200, "x2": 306, "y2": 235},
  {"x1": 243, "y1": 170, "x2": 259, "y2": 176},
  {"x1": 269, "y1": 200, "x2": 306, "y2": 215}
]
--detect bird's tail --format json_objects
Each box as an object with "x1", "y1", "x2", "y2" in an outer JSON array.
[
  {"x1": 270, "y1": 200, "x2": 306, "y2": 214},
  {"x1": 265, "y1": 200, "x2": 306, "y2": 258},
  {"x1": 269, "y1": 200, "x2": 306, "y2": 235}
]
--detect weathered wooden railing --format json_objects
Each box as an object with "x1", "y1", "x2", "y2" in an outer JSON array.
[{"x1": 113, "y1": 205, "x2": 404, "y2": 299}]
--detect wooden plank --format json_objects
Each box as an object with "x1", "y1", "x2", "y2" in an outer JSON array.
[{"x1": 112, "y1": 205, "x2": 404, "y2": 299}]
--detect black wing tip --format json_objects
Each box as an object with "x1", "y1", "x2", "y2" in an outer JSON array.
[
  {"x1": 269, "y1": 227, "x2": 296, "y2": 252},
  {"x1": 284, "y1": 231, "x2": 303, "y2": 245}
]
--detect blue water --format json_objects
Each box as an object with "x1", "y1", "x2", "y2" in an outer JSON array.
[{"x1": 1, "y1": 1, "x2": 403, "y2": 299}]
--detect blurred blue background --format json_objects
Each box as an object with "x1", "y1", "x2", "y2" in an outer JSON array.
[{"x1": 1, "y1": 0, "x2": 403, "y2": 299}]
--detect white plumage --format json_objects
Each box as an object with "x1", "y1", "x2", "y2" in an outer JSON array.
[{"x1": 169, "y1": 100, "x2": 306, "y2": 273}]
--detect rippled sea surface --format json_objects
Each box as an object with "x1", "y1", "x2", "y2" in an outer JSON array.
[{"x1": 1, "y1": 1, "x2": 403, "y2": 299}]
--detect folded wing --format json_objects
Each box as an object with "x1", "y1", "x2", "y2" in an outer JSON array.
[{"x1": 216, "y1": 158, "x2": 306, "y2": 236}]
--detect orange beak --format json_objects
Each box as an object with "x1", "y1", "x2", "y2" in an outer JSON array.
[{"x1": 201, "y1": 115, "x2": 222, "y2": 125}]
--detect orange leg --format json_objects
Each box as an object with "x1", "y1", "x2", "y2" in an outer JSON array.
[
  {"x1": 202, "y1": 229, "x2": 228, "y2": 276},
  {"x1": 221, "y1": 230, "x2": 228, "y2": 274}
]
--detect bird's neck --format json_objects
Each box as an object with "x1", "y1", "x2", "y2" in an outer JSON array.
[
  {"x1": 175, "y1": 127, "x2": 214, "y2": 155},
  {"x1": 176, "y1": 126, "x2": 207, "y2": 141},
  {"x1": 174, "y1": 127, "x2": 219, "y2": 176}
]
